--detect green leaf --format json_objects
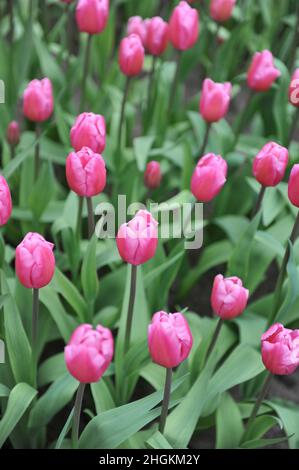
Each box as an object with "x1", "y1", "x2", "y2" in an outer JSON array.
[
  {"x1": 28, "y1": 162, "x2": 55, "y2": 220},
  {"x1": 216, "y1": 393, "x2": 244, "y2": 449},
  {"x1": 244, "y1": 415, "x2": 282, "y2": 442},
  {"x1": 276, "y1": 243, "x2": 299, "y2": 325},
  {"x1": 146, "y1": 431, "x2": 173, "y2": 449},
  {"x1": 133, "y1": 136, "x2": 155, "y2": 172},
  {"x1": 91, "y1": 379, "x2": 115, "y2": 414},
  {"x1": 38, "y1": 353, "x2": 67, "y2": 387},
  {"x1": 0, "y1": 384, "x2": 10, "y2": 398},
  {"x1": 267, "y1": 399, "x2": 299, "y2": 449},
  {"x1": 240, "y1": 436, "x2": 289, "y2": 449},
  {"x1": 52, "y1": 268, "x2": 87, "y2": 323},
  {"x1": 81, "y1": 235, "x2": 99, "y2": 302},
  {"x1": 55, "y1": 408, "x2": 74, "y2": 450}
]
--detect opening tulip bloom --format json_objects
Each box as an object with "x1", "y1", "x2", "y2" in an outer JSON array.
[
  {"x1": 0, "y1": 176, "x2": 12, "y2": 226},
  {"x1": 127, "y1": 16, "x2": 148, "y2": 46},
  {"x1": 211, "y1": 274, "x2": 249, "y2": 320},
  {"x1": 15, "y1": 232, "x2": 55, "y2": 289},
  {"x1": 65, "y1": 324, "x2": 114, "y2": 383},
  {"x1": 200, "y1": 79, "x2": 232, "y2": 123},
  {"x1": 247, "y1": 50, "x2": 281, "y2": 92},
  {"x1": 116, "y1": 210, "x2": 158, "y2": 266},
  {"x1": 191, "y1": 153, "x2": 227, "y2": 202},
  {"x1": 144, "y1": 161, "x2": 162, "y2": 189},
  {"x1": 169, "y1": 1, "x2": 199, "y2": 51},
  {"x1": 70, "y1": 112, "x2": 106, "y2": 154},
  {"x1": 6, "y1": 121, "x2": 20, "y2": 147},
  {"x1": 23, "y1": 78, "x2": 54, "y2": 122},
  {"x1": 253, "y1": 142, "x2": 289, "y2": 187},
  {"x1": 261, "y1": 323, "x2": 299, "y2": 375},
  {"x1": 288, "y1": 164, "x2": 299, "y2": 207},
  {"x1": 210, "y1": 0, "x2": 236, "y2": 23},
  {"x1": 289, "y1": 68, "x2": 299, "y2": 107},
  {"x1": 76, "y1": 0, "x2": 109, "y2": 35},
  {"x1": 146, "y1": 17, "x2": 169, "y2": 57},
  {"x1": 119, "y1": 34, "x2": 145, "y2": 77},
  {"x1": 66, "y1": 146, "x2": 106, "y2": 197},
  {"x1": 148, "y1": 311, "x2": 193, "y2": 368}
]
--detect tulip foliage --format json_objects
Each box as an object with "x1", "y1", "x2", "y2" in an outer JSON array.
[{"x1": 1, "y1": 0, "x2": 299, "y2": 452}]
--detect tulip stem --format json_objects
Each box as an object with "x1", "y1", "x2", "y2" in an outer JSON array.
[
  {"x1": 10, "y1": 144, "x2": 15, "y2": 161},
  {"x1": 205, "y1": 318, "x2": 223, "y2": 362},
  {"x1": 288, "y1": 2, "x2": 299, "y2": 72},
  {"x1": 86, "y1": 197, "x2": 95, "y2": 239},
  {"x1": 79, "y1": 33, "x2": 92, "y2": 113},
  {"x1": 252, "y1": 185, "x2": 266, "y2": 218},
  {"x1": 8, "y1": 0, "x2": 14, "y2": 44},
  {"x1": 199, "y1": 123, "x2": 211, "y2": 156},
  {"x1": 168, "y1": 51, "x2": 182, "y2": 115},
  {"x1": 147, "y1": 56, "x2": 157, "y2": 111},
  {"x1": 34, "y1": 123, "x2": 41, "y2": 180},
  {"x1": 117, "y1": 76, "x2": 131, "y2": 154},
  {"x1": 124, "y1": 264, "x2": 137, "y2": 353},
  {"x1": 76, "y1": 196, "x2": 84, "y2": 239},
  {"x1": 241, "y1": 372, "x2": 272, "y2": 444},
  {"x1": 233, "y1": 88, "x2": 254, "y2": 142},
  {"x1": 288, "y1": 108, "x2": 299, "y2": 146},
  {"x1": 159, "y1": 367, "x2": 172, "y2": 434},
  {"x1": 71, "y1": 382, "x2": 86, "y2": 448},
  {"x1": 32, "y1": 288, "x2": 39, "y2": 358},
  {"x1": 268, "y1": 210, "x2": 299, "y2": 326}
]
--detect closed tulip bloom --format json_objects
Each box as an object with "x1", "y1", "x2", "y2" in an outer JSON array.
[
  {"x1": 6, "y1": 121, "x2": 20, "y2": 147},
  {"x1": 65, "y1": 324, "x2": 114, "y2": 383},
  {"x1": 146, "y1": 17, "x2": 169, "y2": 56},
  {"x1": 70, "y1": 112, "x2": 106, "y2": 153},
  {"x1": 148, "y1": 311, "x2": 193, "y2": 368},
  {"x1": 211, "y1": 274, "x2": 249, "y2": 320},
  {"x1": 15, "y1": 233, "x2": 55, "y2": 289},
  {"x1": 210, "y1": 0, "x2": 236, "y2": 23},
  {"x1": 253, "y1": 142, "x2": 288, "y2": 187},
  {"x1": 289, "y1": 68, "x2": 299, "y2": 107},
  {"x1": 119, "y1": 34, "x2": 145, "y2": 77},
  {"x1": 127, "y1": 16, "x2": 148, "y2": 46},
  {"x1": 169, "y1": 1, "x2": 199, "y2": 51},
  {"x1": 288, "y1": 164, "x2": 299, "y2": 207},
  {"x1": 144, "y1": 161, "x2": 162, "y2": 189},
  {"x1": 247, "y1": 50, "x2": 281, "y2": 92},
  {"x1": 23, "y1": 78, "x2": 53, "y2": 122},
  {"x1": 116, "y1": 210, "x2": 158, "y2": 265},
  {"x1": 66, "y1": 146, "x2": 106, "y2": 197},
  {"x1": 191, "y1": 153, "x2": 227, "y2": 202},
  {"x1": 261, "y1": 323, "x2": 299, "y2": 375},
  {"x1": 200, "y1": 78, "x2": 232, "y2": 123},
  {"x1": 76, "y1": 0, "x2": 109, "y2": 35},
  {"x1": 0, "y1": 176, "x2": 12, "y2": 226}
]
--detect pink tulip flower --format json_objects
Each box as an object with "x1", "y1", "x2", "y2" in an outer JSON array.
[
  {"x1": 15, "y1": 233, "x2": 55, "y2": 289},
  {"x1": 289, "y1": 68, "x2": 299, "y2": 107},
  {"x1": 65, "y1": 323, "x2": 114, "y2": 383},
  {"x1": 146, "y1": 17, "x2": 169, "y2": 56},
  {"x1": 169, "y1": 1, "x2": 199, "y2": 51},
  {"x1": 247, "y1": 50, "x2": 281, "y2": 92},
  {"x1": 70, "y1": 112, "x2": 106, "y2": 154},
  {"x1": 253, "y1": 142, "x2": 289, "y2": 187},
  {"x1": 211, "y1": 274, "x2": 249, "y2": 320},
  {"x1": 288, "y1": 164, "x2": 299, "y2": 208},
  {"x1": 261, "y1": 323, "x2": 299, "y2": 375},
  {"x1": 127, "y1": 16, "x2": 148, "y2": 46},
  {"x1": 0, "y1": 176, "x2": 12, "y2": 226},
  {"x1": 144, "y1": 161, "x2": 162, "y2": 189},
  {"x1": 23, "y1": 78, "x2": 53, "y2": 122},
  {"x1": 76, "y1": 0, "x2": 109, "y2": 35},
  {"x1": 199, "y1": 78, "x2": 232, "y2": 123},
  {"x1": 6, "y1": 121, "x2": 20, "y2": 147},
  {"x1": 119, "y1": 34, "x2": 145, "y2": 77},
  {"x1": 191, "y1": 153, "x2": 227, "y2": 202},
  {"x1": 210, "y1": 0, "x2": 236, "y2": 23}
]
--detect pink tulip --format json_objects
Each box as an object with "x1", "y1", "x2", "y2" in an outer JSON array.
[
  {"x1": 144, "y1": 161, "x2": 162, "y2": 189},
  {"x1": 76, "y1": 0, "x2": 109, "y2": 35},
  {"x1": 65, "y1": 324, "x2": 114, "y2": 383},
  {"x1": 247, "y1": 50, "x2": 281, "y2": 92},
  {"x1": 15, "y1": 233, "x2": 55, "y2": 289},
  {"x1": 6, "y1": 121, "x2": 20, "y2": 147},
  {"x1": 23, "y1": 78, "x2": 53, "y2": 122},
  {"x1": 211, "y1": 274, "x2": 249, "y2": 320},
  {"x1": 127, "y1": 16, "x2": 148, "y2": 46},
  {"x1": 70, "y1": 112, "x2": 106, "y2": 154},
  {"x1": 146, "y1": 17, "x2": 169, "y2": 56},
  {"x1": 289, "y1": 69, "x2": 299, "y2": 107},
  {"x1": 148, "y1": 311, "x2": 193, "y2": 368},
  {"x1": 116, "y1": 210, "x2": 158, "y2": 266},
  {"x1": 119, "y1": 34, "x2": 145, "y2": 77},
  {"x1": 253, "y1": 142, "x2": 288, "y2": 187},
  {"x1": 169, "y1": 1, "x2": 199, "y2": 51},
  {"x1": 261, "y1": 323, "x2": 299, "y2": 375},
  {"x1": 199, "y1": 78, "x2": 232, "y2": 123},
  {"x1": 210, "y1": 0, "x2": 236, "y2": 22},
  {"x1": 288, "y1": 164, "x2": 299, "y2": 208},
  {"x1": 191, "y1": 153, "x2": 227, "y2": 202},
  {"x1": 66, "y1": 146, "x2": 106, "y2": 197},
  {"x1": 0, "y1": 176, "x2": 12, "y2": 226}
]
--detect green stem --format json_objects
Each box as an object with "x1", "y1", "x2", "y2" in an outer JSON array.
[
  {"x1": 117, "y1": 76, "x2": 131, "y2": 153},
  {"x1": 71, "y1": 383, "x2": 86, "y2": 448},
  {"x1": 147, "y1": 56, "x2": 157, "y2": 110},
  {"x1": 233, "y1": 88, "x2": 254, "y2": 142},
  {"x1": 86, "y1": 197, "x2": 95, "y2": 239},
  {"x1": 199, "y1": 123, "x2": 211, "y2": 156},
  {"x1": 168, "y1": 51, "x2": 182, "y2": 115},
  {"x1": 205, "y1": 318, "x2": 223, "y2": 362},
  {"x1": 79, "y1": 33, "x2": 92, "y2": 113},
  {"x1": 10, "y1": 144, "x2": 15, "y2": 161},
  {"x1": 34, "y1": 123, "x2": 40, "y2": 180},
  {"x1": 288, "y1": 2, "x2": 299, "y2": 72},
  {"x1": 76, "y1": 196, "x2": 84, "y2": 239},
  {"x1": 32, "y1": 288, "x2": 39, "y2": 358},
  {"x1": 124, "y1": 264, "x2": 138, "y2": 353},
  {"x1": 8, "y1": 0, "x2": 14, "y2": 44},
  {"x1": 252, "y1": 185, "x2": 266, "y2": 218},
  {"x1": 159, "y1": 368, "x2": 172, "y2": 434}
]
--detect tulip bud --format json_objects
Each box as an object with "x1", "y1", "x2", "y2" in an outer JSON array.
[
  {"x1": 288, "y1": 164, "x2": 299, "y2": 207},
  {"x1": 211, "y1": 274, "x2": 249, "y2": 320},
  {"x1": 70, "y1": 112, "x2": 106, "y2": 154},
  {"x1": 23, "y1": 78, "x2": 54, "y2": 122},
  {"x1": 261, "y1": 323, "x2": 299, "y2": 375},
  {"x1": 6, "y1": 121, "x2": 20, "y2": 147},
  {"x1": 191, "y1": 153, "x2": 227, "y2": 202},
  {"x1": 148, "y1": 311, "x2": 193, "y2": 368},
  {"x1": 15, "y1": 232, "x2": 55, "y2": 289},
  {"x1": 66, "y1": 146, "x2": 106, "y2": 197},
  {"x1": 116, "y1": 210, "x2": 158, "y2": 265},
  {"x1": 0, "y1": 176, "x2": 12, "y2": 226},
  {"x1": 65, "y1": 324, "x2": 114, "y2": 383},
  {"x1": 76, "y1": 0, "x2": 109, "y2": 35},
  {"x1": 210, "y1": 0, "x2": 236, "y2": 23},
  {"x1": 169, "y1": 1, "x2": 199, "y2": 51},
  {"x1": 146, "y1": 17, "x2": 169, "y2": 57},
  {"x1": 289, "y1": 69, "x2": 299, "y2": 108},
  {"x1": 253, "y1": 142, "x2": 288, "y2": 187},
  {"x1": 119, "y1": 34, "x2": 145, "y2": 77},
  {"x1": 199, "y1": 78, "x2": 232, "y2": 123},
  {"x1": 144, "y1": 161, "x2": 162, "y2": 189},
  {"x1": 247, "y1": 50, "x2": 281, "y2": 92},
  {"x1": 127, "y1": 16, "x2": 148, "y2": 46}
]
